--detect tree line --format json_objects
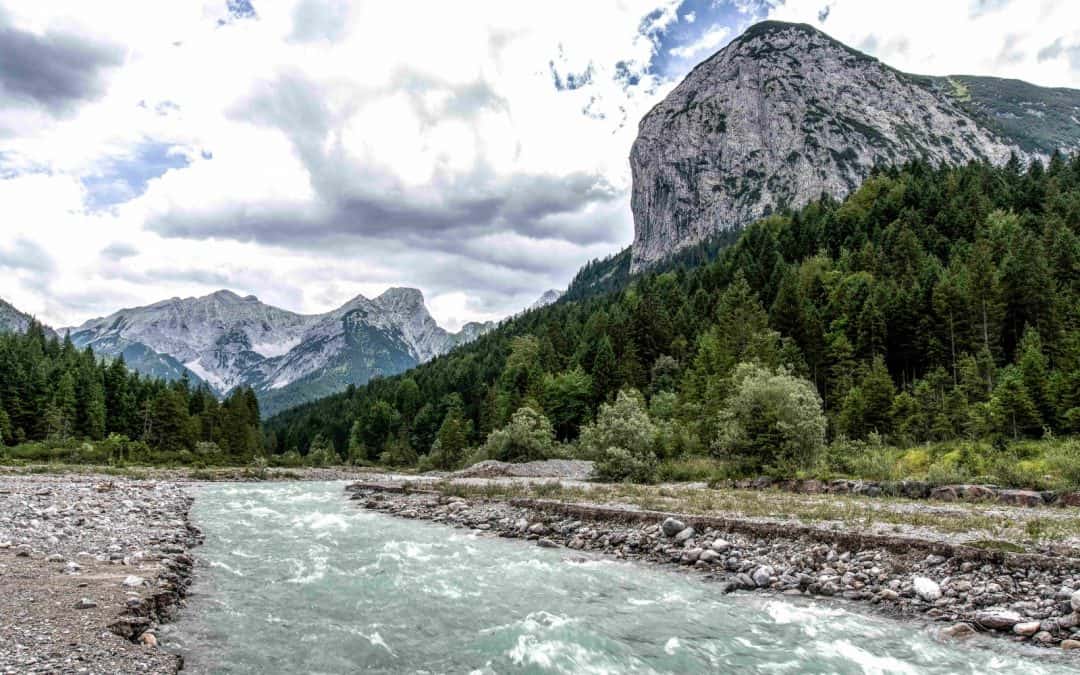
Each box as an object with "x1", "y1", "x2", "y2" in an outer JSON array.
[
  {"x1": 265, "y1": 153, "x2": 1080, "y2": 479},
  {"x1": 0, "y1": 326, "x2": 262, "y2": 463}
]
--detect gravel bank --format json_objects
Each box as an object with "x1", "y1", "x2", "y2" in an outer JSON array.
[
  {"x1": 0, "y1": 476, "x2": 199, "y2": 674},
  {"x1": 347, "y1": 482, "x2": 1080, "y2": 653}
]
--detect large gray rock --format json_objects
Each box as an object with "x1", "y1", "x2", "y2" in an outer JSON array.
[
  {"x1": 628, "y1": 21, "x2": 1018, "y2": 272},
  {"x1": 661, "y1": 518, "x2": 687, "y2": 537},
  {"x1": 975, "y1": 609, "x2": 1023, "y2": 630},
  {"x1": 913, "y1": 576, "x2": 942, "y2": 602}
]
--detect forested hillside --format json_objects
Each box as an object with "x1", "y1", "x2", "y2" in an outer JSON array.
[
  {"x1": 267, "y1": 154, "x2": 1080, "y2": 482},
  {"x1": 0, "y1": 325, "x2": 262, "y2": 464}
]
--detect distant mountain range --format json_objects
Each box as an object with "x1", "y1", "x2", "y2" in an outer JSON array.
[
  {"x1": 0, "y1": 289, "x2": 498, "y2": 417},
  {"x1": 629, "y1": 20, "x2": 1080, "y2": 271},
  {"x1": 60, "y1": 288, "x2": 497, "y2": 416}
]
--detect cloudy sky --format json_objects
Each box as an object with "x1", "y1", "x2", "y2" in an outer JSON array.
[{"x1": 2, "y1": 0, "x2": 1079, "y2": 330}]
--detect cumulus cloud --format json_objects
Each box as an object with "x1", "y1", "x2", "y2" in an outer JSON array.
[
  {"x1": 767, "y1": 0, "x2": 1080, "y2": 87},
  {"x1": 100, "y1": 242, "x2": 138, "y2": 260},
  {"x1": 0, "y1": 16, "x2": 123, "y2": 117},
  {"x1": 2, "y1": 0, "x2": 1078, "y2": 332},
  {"x1": 0, "y1": 237, "x2": 54, "y2": 273}
]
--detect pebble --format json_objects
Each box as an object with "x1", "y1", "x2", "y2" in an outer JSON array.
[
  {"x1": 1014, "y1": 621, "x2": 1041, "y2": 636},
  {"x1": 941, "y1": 623, "x2": 976, "y2": 639},
  {"x1": 0, "y1": 474, "x2": 197, "y2": 674}
]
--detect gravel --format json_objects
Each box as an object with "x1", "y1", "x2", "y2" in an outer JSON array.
[
  {"x1": 0, "y1": 475, "x2": 199, "y2": 674},
  {"x1": 453, "y1": 460, "x2": 594, "y2": 480}
]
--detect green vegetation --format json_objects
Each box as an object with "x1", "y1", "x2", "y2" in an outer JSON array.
[
  {"x1": 932, "y1": 75, "x2": 1080, "y2": 155},
  {"x1": 0, "y1": 326, "x2": 262, "y2": 466},
  {"x1": 266, "y1": 155, "x2": 1080, "y2": 487}
]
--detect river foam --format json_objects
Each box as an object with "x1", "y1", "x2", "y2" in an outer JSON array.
[{"x1": 163, "y1": 482, "x2": 1079, "y2": 674}]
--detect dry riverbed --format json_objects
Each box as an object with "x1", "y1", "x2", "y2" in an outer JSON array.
[
  {"x1": 0, "y1": 475, "x2": 198, "y2": 674},
  {"x1": 347, "y1": 474, "x2": 1080, "y2": 653}
]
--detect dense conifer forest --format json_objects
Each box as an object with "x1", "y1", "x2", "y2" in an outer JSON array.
[
  {"x1": 0, "y1": 325, "x2": 262, "y2": 464},
  {"x1": 265, "y1": 155, "x2": 1080, "y2": 484}
]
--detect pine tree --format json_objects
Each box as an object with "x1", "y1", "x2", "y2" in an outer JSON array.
[
  {"x1": 51, "y1": 372, "x2": 77, "y2": 440},
  {"x1": 1017, "y1": 328, "x2": 1052, "y2": 423},
  {"x1": 590, "y1": 335, "x2": 618, "y2": 404},
  {"x1": 990, "y1": 366, "x2": 1042, "y2": 438},
  {"x1": 434, "y1": 399, "x2": 471, "y2": 470}
]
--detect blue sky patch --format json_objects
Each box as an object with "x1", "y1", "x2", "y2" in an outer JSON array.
[
  {"x1": 81, "y1": 142, "x2": 190, "y2": 210},
  {"x1": 642, "y1": 0, "x2": 774, "y2": 79}
]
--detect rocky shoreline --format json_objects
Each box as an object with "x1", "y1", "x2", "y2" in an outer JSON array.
[
  {"x1": 347, "y1": 481, "x2": 1080, "y2": 653},
  {"x1": 714, "y1": 476, "x2": 1080, "y2": 508},
  {"x1": 0, "y1": 475, "x2": 200, "y2": 674}
]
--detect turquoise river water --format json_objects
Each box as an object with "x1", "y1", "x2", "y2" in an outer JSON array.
[{"x1": 161, "y1": 481, "x2": 1077, "y2": 674}]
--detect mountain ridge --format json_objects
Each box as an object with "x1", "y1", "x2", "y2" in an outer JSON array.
[
  {"x1": 629, "y1": 20, "x2": 1080, "y2": 271},
  {"x1": 63, "y1": 287, "x2": 495, "y2": 416}
]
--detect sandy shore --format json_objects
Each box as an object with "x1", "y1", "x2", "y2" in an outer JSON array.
[{"x1": 0, "y1": 475, "x2": 198, "y2": 675}]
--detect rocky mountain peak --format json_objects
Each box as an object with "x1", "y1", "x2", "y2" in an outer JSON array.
[
  {"x1": 375, "y1": 287, "x2": 426, "y2": 312},
  {"x1": 628, "y1": 20, "x2": 1037, "y2": 272}
]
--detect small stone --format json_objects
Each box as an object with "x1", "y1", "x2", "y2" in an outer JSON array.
[
  {"x1": 674, "y1": 527, "x2": 695, "y2": 543},
  {"x1": 537, "y1": 538, "x2": 558, "y2": 548},
  {"x1": 913, "y1": 576, "x2": 942, "y2": 602},
  {"x1": 710, "y1": 539, "x2": 730, "y2": 552},
  {"x1": 15, "y1": 548, "x2": 30, "y2": 558},
  {"x1": 752, "y1": 565, "x2": 774, "y2": 587},
  {"x1": 46, "y1": 553, "x2": 65, "y2": 563},
  {"x1": 1062, "y1": 639, "x2": 1080, "y2": 650},
  {"x1": 1014, "y1": 621, "x2": 1041, "y2": 637},
  {"x1": 661, "y1": 518, "x2": 686, "y2": 537},
  {"x1": 528, "y1": 523, "x2": 547, "y2": 535},
  {"x1": 698, "y1": 549, "x2": 721, "y2": 564},
  {"x1": 140, "y1": 632, "x2": 158, "y2": 647},
  {"x1": 64, "y1": 561, "x2": 82, "y2": 574},
  {"x1": 924, "y1": 554, "x2": 946, "y2": 565},
  {"x1": 75, "y1": 598, "x2": 98, "y2": 609},
  {"x1": 878, "y1": 589, "x2": 899, "y2": 602},
  {"x1": 1070, "y1": 589, "x2": 1080, "y2": 612},
  {"x1": 940, "y1": 623, "x2": 976, "y2": 639},
  {"x1": 122, "y1": 575, "x2": 146, "y2": 588}
]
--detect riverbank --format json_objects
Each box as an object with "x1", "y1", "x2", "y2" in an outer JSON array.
[
  {"x1": 346, "y1": 478, "x2": 1080, "y2": 652},
  {"x1": 0, "y1": 463, "x2": 382, "y2": 482},
  {"x1": 0, "y1": 475, "x2": 199, "y2": 674}
]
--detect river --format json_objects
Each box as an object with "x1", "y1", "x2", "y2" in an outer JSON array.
[{"x1": 162, "y1": 482, "x2": 1073, "y2": 674}]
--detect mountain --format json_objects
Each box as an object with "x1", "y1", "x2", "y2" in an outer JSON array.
[
  {"x1": 629, "y1": 20, "x2": 1080, "y2": 271},
  {"x1": 529, "y1": 289, "x2": 563, "y2": 311},
  {"x1": 65, "y1": 288, "x2": 488, "y2": 416},
  {"x1": 0, "y1": 297, "x2": 58, "y2": 339},
  {"x1": 0, "y1": 297, "x2": 38, "y2": 334}
]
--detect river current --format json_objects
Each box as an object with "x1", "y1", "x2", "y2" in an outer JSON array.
[{"x1": 162, "y1": 482, "x2": 1075, "y2": 674}]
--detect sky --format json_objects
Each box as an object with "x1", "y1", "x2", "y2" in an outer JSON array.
[{"x1": 1, "y1": 0, "x2": 1079, "y2": 331}]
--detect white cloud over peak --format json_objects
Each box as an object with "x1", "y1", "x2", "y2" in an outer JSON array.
[{"x1": 0, "y1": 0, "x2": 1077, "y2": 333}]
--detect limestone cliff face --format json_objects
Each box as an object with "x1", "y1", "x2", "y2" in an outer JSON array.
[{"x1": 629, "y1": 21, "x2": 1021, "y2": 271}]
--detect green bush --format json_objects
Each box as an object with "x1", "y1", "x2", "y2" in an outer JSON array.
[
  {"x1": 594, "y1": 446, "x2": 658, "y2": 483},
  {"x1": 713, "y1": 363, "x2": 826, "y2": 476},
  {"x1": 474, "y1": 405, "x2": 557, "y2": 463},
  {"x1": 579, "y1": 390, "x2": 659, "y2": 483},
  {"x1": 656, "y1": 455, "x2": 728, "y2": 483}
]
